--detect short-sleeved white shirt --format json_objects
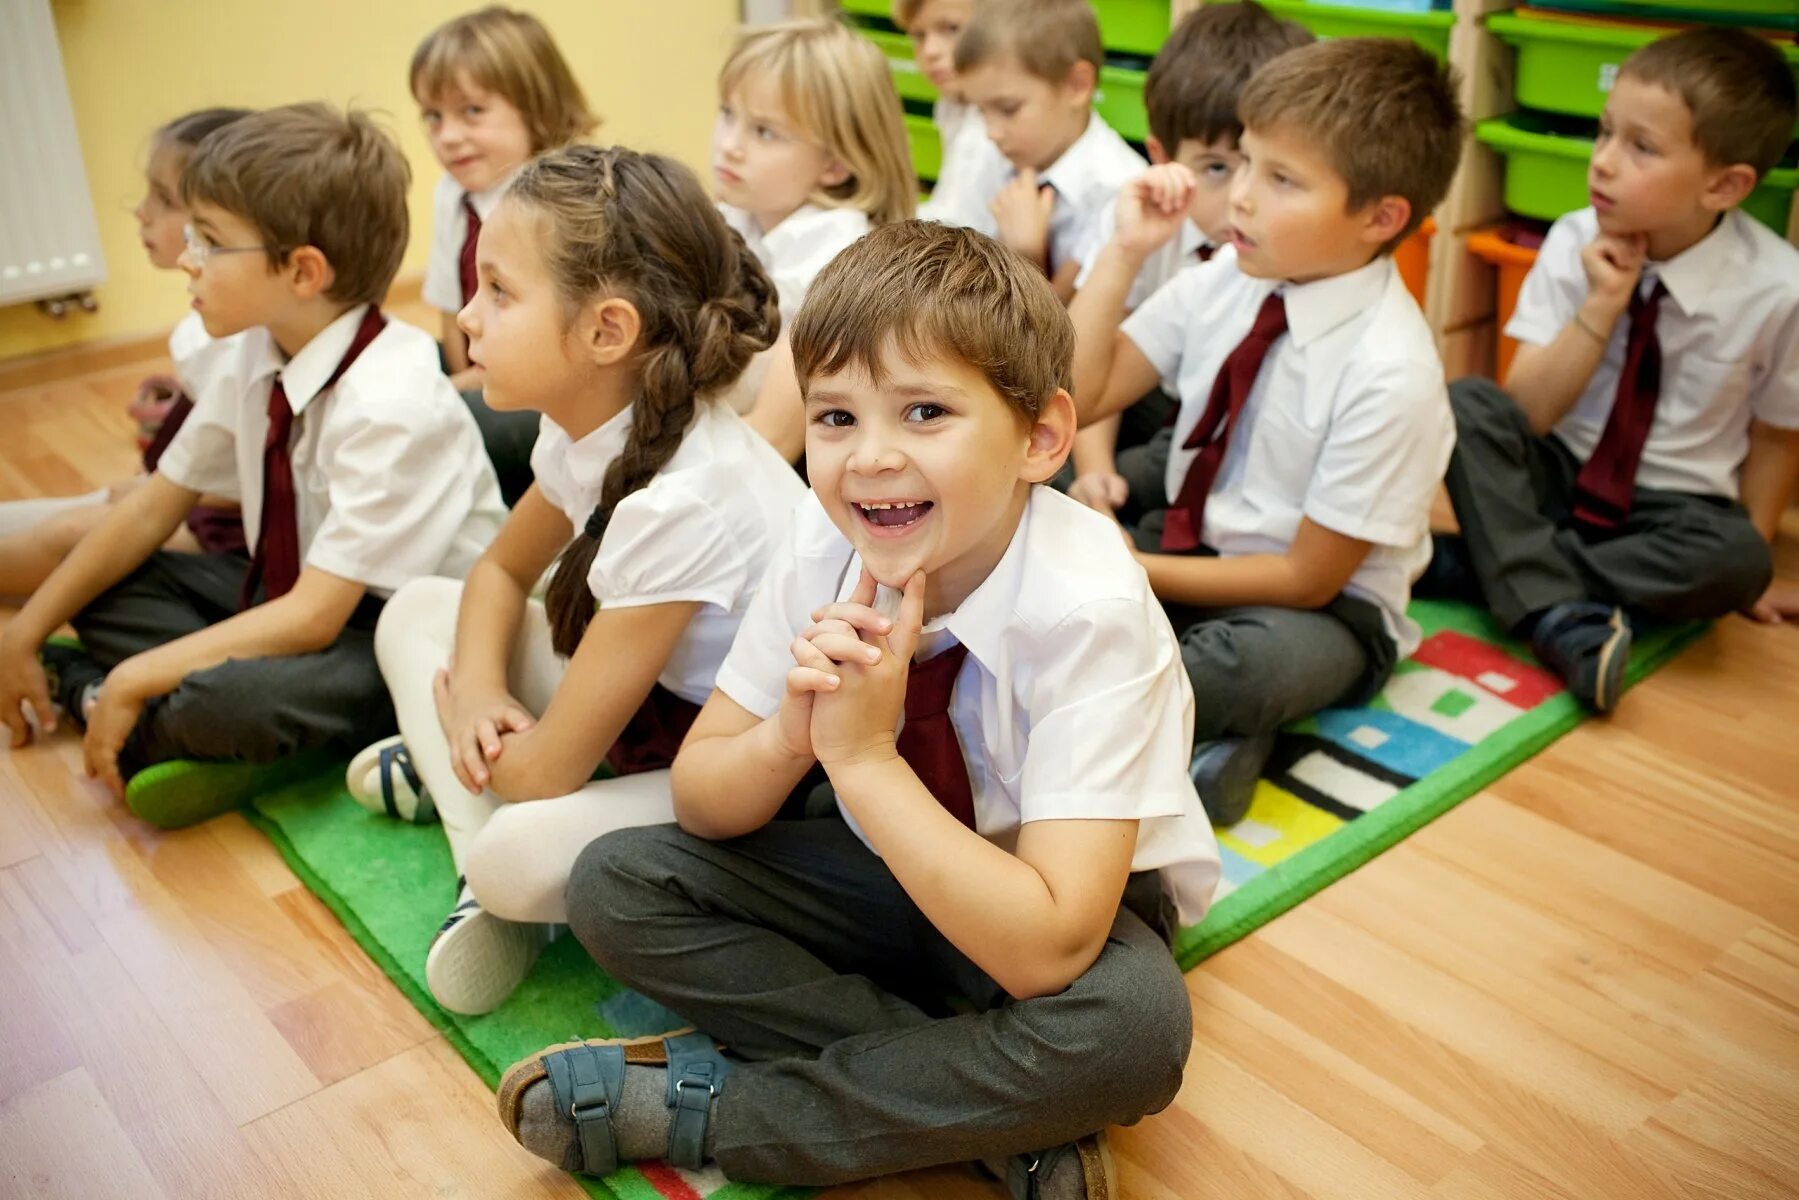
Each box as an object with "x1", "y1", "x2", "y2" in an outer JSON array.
[
  {"x1": 1507, "y1": 207, "x2": 1799, "y2": 500},
  {"x1": 1123, "y1": 256, "x2": 1454, "y2": 657},
  {"x1": 719, "y1": 203, "x2": 871, "y2": 332},
  {"x1": 168, "y1": 311, "x2": 210, "y2": 385},
  {"x1": 714, "y1": 486, "x2": 1222, "y2": 927},
  {"x1": 919, "y1": 112, "x2": 1147, "y2": 274},
  {"x1": 1073, "y1": 203, "x2": 1217, "y2": 312},
  {"x1": 156, "y1": 305, "x2": 507, "y2": 595},
  {"x1": 529, "y1": 401, "x2": 806, "y2": 704},
  {"x1": 422, "y1": 173, "x2": 512, "y2": 315}
]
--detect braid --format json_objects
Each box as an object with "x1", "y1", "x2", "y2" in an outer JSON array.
[{"x1": 520, "y1": 145, "x2": 781, "y2": 657}]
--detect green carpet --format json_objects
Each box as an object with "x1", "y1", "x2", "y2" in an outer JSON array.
[{"x1": 242, "y1": 599, "x2": 1704, "y2": 1200}]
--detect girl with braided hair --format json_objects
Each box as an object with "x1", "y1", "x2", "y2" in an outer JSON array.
[{"x1": 345, "y1": 144, "x2": 804, "y2": 1015}]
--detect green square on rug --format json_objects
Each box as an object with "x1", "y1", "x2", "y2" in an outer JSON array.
[{"x1": 244, "y1": 599, "x2": 1704, "y2": 1200}]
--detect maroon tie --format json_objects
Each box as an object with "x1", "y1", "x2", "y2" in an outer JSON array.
[
  {"x1": 1161, "y1": 291, "x2": 1288, "y2": 552},
  {"x1": 239, "y1": 306, "x2": 389, "y2": 609},
  {"x1": 606, "y1": 684, "x2": 703, "y2": 777},
  {"x1": 896, "y1": 642, "x2": 976, "y2": 828},
  {"x1": 1195, "y1": 243, "x2": 1216, "y2": 263},
  {"x1": 1572, "y1": 280, "x2": 1668, "y2": 531},
  {"x1": 459, "y1": 195, "x2": 482, "y2": 308}
]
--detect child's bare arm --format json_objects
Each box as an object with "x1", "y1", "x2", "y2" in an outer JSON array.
[
  {"x1": 1507, "y1": 232, "x2": 1645, "y2": 435},
  {"x1": 1136, "y1": 517, "x2": 1372, "y2": 610},
  {"x1": 671, "y1": 689, "x2": 820, "y2": 840},
  {"x1": 744, "y1": 336, "x2": 806, "y2": 464},
  {"x1": 1740, "y1": 420, "x2": 1799, "y2": 544}
]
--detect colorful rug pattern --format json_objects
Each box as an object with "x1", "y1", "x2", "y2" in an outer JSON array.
[{"x1": 244, "y1": 599, "x2": 1703, "y2": 1200}]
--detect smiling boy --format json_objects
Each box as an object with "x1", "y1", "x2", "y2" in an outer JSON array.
[{"x1": 493, "y1": 221, "x2": 1219, "y2": 1200}]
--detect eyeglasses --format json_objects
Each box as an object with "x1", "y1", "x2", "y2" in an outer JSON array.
[{"x1": 182, "y1": 223, "x2": 282, "y2": 267}]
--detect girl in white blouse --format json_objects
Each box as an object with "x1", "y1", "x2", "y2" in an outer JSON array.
[{"x1": 346, "y1": 146, "x2": 805, "y2": 1016}]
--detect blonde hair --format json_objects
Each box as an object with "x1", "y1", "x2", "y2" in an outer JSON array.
[
  {"x1": 411, "y1": 6, "x2": 597, "y2": 154},
  {"x1": 720, "y1": 18, "x2": 916, "y2": 226},
  {"x1": 508, "y1": 146, "x2": 781, "y2": 656}
]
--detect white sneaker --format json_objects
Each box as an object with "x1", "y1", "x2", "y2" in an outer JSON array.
[
  {"x1": 346, "y1": 735, "x2": 436, "y2": 823},
  {"x1": 425, "y1": 889, "x2": 551, "y2": 1015}
]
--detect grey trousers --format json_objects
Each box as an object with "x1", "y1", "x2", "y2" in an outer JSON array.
[
  {"x1": 69, "y1": 550, "x2": 394, "y2": 777},
  {"x1": 1127, "y1": 510, "x2": 1397, "y2": 742},
  {"x1": 565, "y1": 818, "x2": 1193, "y2": 1187},
  {"x1": 1443, "y1": 377, "x2": 1773, "y2": 630}
]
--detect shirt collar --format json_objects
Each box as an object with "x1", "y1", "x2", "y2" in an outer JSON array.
[
  {"x1": 1280, "y1": 255, "x2": 1392, "y2": 349},
  {"x1": 466, "y1": 171, "x2": 515, "y2": 221},
  {"x1": 915, "y1": 490, "x2": 1037, "y2": 673},
  {"x1": 1036, "y1": 114, "x2": 1106, "y2": 198},
  {"x1": 548, "y1": 401, "x2": 635, "y2": 500},
  {"x1": 1645, "y1": 210, "x2": 1742, "y2": 315},
  {"x1": 276, "y1": 303, "x2": 374, "y2": 414}
]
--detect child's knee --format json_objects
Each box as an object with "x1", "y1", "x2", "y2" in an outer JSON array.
[
  {"x1": 373, "y1": 575, "x2": 460, "y2": 667},
  {"x1": 562, "y1": 825, "x2": 686, "y2": 958}
]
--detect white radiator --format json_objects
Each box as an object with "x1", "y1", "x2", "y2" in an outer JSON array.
[{"x1": 0, "y1": 0, "x2": 107, "y2": 307}]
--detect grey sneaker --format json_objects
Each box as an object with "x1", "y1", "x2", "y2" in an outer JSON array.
[{"x1": 1531, "y1": 602, "x2": 1631, "y2": 712}]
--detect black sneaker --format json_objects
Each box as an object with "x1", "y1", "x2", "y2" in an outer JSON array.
[
  {"x1": 1189, "y1": 732, "x2": 1276, "y2": 827},
  {"x1": 38, "y1": 641, "x2": 104, "y2": 730},
  {"x1": 1531, "y1": 602, "x2": 1631, "y2": 712}
]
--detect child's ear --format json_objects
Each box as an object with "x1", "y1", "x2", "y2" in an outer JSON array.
[
  {"x1": 1701, "y1": 162, "x2": 1758, "y2": 213},
  {"x1": 1360, "y1": 195, "x2": 1413, "y2": 249},
  {"x1": 575, "y1": 295, "x2": 642, "y2": 366},
  {"x1": 1064, "y1": 60, "x2": 1097, "y2": 106},
  {"x1": 1146, "y1": 136, "x2": 1169, "y2": 166},
  {"x1": 819, "y1": 156, "x2": 852, "y2": 189},
  {"x1": 1020, "y1": 387, "x2": 1077, "y2": 484},
  {"x1": 286, "y1": 246, "x2": 335, "y2": 301}
]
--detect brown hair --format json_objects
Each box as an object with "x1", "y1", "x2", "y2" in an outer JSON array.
[
  {"x1": 953, "y1": 0, "x2": 1101, "y2": 84},
  {"x1": 509, "y1": 146, "x2": 781, "y2": 656},
  {"x1": 1238, "y1": 38, "x2": 1464, "y2": 252},
  {"x1": 720, "y1": 19, "x2": 916, "y2": 225},
  {"x1": 181, "y1": 103, "x2": 410, "y2": 306},
  {"x1": 411, "y1": 6, "x2": 598, "y2": 154},
  {"x1": 1620, "y1": 27, "x2": 1797, "y2": 179},
  {"x1": 791, "y1": 220, "x2": 1072, "y2": 424},
  {"x1": 154, "y1": 107, "x2": 254, "y2": 161},
  {"x1": 1146, "y1": 2, "x2": 1313, "y2": 151}
]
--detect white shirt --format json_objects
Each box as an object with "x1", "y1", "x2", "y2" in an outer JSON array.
[
  {"x1": 530, "y1": 401, "x2": 806, "y2": 704},
  {"x1": 1508, "y1": 207, "x2": 1799, "y2": 500},
  {"x1": 714, "y1": 487, "x2": 1222, "y2": 927},
  {"x1": 168, "y1": 311, "x2": 210, "y2": 384},
  {"x1": 423, "y1": 173, "x2": 512, "y2": 315},
  {"x1": 920, "y1": 112, "x2": 1147, "y2": 273},
  {"x1": 1074, "y1": 205, "x2": 1219, "y2": 311},
  {"x1": 1123, "y1": 255, "x2": 1454, "y2": 658},
  {"x1": 157, "y1": 305, "x2": 507, "y2": 596},
  {"x1": 719, "y1": 203, "x2": 871, "y2": 332}
]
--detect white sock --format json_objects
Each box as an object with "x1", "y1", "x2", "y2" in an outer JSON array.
[{"x1": 0, "y1": 490, "x2": 110, "y2": 537}]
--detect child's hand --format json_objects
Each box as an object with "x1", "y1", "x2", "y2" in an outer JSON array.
[
  {"x1": 990, "y1": 169, "x2": 1057, "y2": 268},
  {"x1": 82, "y1": 678, "x2": 144, "y2": 800},
  {"x1": 0, "y1": 632, "x2": 53, "y2": 747},
  {"x1": 1743, "y1": 578, "x2": 1799, "y2": 625},
  {"x1": 1069, "y1": 471, "x2": 1131, "y2": 516},
  {"x1": 1579, "y1": 232, "x2": 1647, "y2": 320},
  {"x1": 431, "y1": 668, "x2": 536, "y2": 793},
  {"x1": 807, "y1": 568, "x2": 924, "y2": 769},
  {"x1": 1113, "y1": 163, "x2": 1196, "y2": 257}
]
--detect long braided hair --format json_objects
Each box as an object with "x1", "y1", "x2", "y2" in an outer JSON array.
[{"x1": 509, "y1": 145, "x2": 780, "y2": 656}]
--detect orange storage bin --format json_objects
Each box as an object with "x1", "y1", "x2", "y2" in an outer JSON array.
[
  {"x1": 1466, "y1": 227, "x2": 1541, "y2": 383},
  {"x1": 1394, "y1": 216, "x2": 1435, "y2": 307}
]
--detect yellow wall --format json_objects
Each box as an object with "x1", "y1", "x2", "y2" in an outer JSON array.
[{"x1": 0, "y1": 0, "x2": 739, "y2": 363}]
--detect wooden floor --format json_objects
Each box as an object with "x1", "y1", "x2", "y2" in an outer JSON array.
[{"x1": 2, "y1": 333, "x2": 1796, "y2": 1200}]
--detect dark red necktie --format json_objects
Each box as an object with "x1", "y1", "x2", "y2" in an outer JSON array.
[
  {"x1": 458, "y1": 195, "x2": 482, "y2": 307},
  {"x1": 240, "y1": 306, "x2": 389, "y2": 610},
  {"x1": 606, "y1": 684, "x2": 703, "y2": 776},
  {"x1": 1572, "y1": 280, "x2": 1668, "y2": 531},
  {"x1": 896, "y1": 642, "x2": 976, "y2": 828},
  {"x1": 1195, "y1": 243, "x2": 1216, "y2": 263},
  {"x1": 1161, "y1": 291, "x2": 1288, "y2": 552}
]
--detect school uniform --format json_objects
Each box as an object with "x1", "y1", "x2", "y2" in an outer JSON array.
[
  {"x1": 564, "y1": 486, "x2": 1217, "y2": 1183},
  {"x1": 139, "y1": 312, "x2": 247, "y2": 554},
  {"x1": 423, "y1": 171, "x2": 538, "y2": 505},
  {"x1": 920, "y1": 111, "x2": 1147, "y2": 275},
  {"x1": 69, "y1": 305, "x2": 506, "y2": 777},
  {"x1": 1444, "y1": 208, "x2": 1796, "y2": 628},
  {"x1": 1120, "y1": 253, "x2": 1454, "y2": 741},
  {"x1": 719, "y1": 202, "x2": 871, "y2": 332},
  {"x1": 373, "y1": 400, "x2": 806, "y2": 923}
]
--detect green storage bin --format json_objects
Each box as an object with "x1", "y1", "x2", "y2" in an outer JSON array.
[
  {"x1": 1488, "y1": 12, "x2": 1799, "y2": 130},
  {"x1": 1094, "y1": 64, "x2": 1149, "y2": 144},
  {"x1": 862, "y1": 27, "x2": 940, "y2": 106},
  {"x1": 838, "y1": 0, "x2": 893, "y2": 18},
  {"x1": 1255, "y1": 0, "x2": 1456, "y2": 61},
  {"x1": 1475, "y1": 113, "x2": 1798, "y2": 234},
  {"x1": 1092, "y1": 0, "x2": 1171, "y2": 56},
  {"x1": 906, "y1": 112, "x2": 943, "y2": 181},
  {"x1": 1525, "y1": 1, "x2": 1797, "y2": 34}
]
